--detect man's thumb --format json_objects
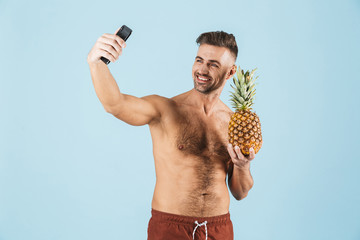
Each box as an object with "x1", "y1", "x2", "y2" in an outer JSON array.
[{"x1": 114, "y1": 27, "x2": 121, "y2": 35}]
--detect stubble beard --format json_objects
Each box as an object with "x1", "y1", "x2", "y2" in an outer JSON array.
[
  {"x1": 194, "y1": 81, "x2": 213, "y2": 94},
  {"x1": 193, "y1": 73, "x2": 215, "y2": 94}
]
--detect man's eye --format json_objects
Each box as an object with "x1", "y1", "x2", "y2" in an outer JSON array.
[
  {"x1": 211, "y1": 64, "x2": 219, "y2": 68},
  {"x1": 196, "y1": 59, "x2": 202, "y2": 63}
]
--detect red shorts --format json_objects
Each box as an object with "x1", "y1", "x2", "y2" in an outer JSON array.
[{"x1": 147, "y1": 209, "x2": 234, "y2": 240}]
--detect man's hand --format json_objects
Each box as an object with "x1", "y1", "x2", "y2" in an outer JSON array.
[
  {"x1": 227, "y1": 144, "x2": 255, "y2": 200},
  {"x1": 227, "y1": 144, "x2": 255, "y2": 169},
  {"x1": 87, "y1": 27, "x2": 127, "y2": 64}
]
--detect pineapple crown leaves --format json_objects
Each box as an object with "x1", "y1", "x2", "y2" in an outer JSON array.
[{"x1": 229, "y1": 66, "x2": 259, "y2": 111}]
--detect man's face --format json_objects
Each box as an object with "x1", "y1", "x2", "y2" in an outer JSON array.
[{"x1": 192, "y1": 44, "x2": 235, "y2": 94}]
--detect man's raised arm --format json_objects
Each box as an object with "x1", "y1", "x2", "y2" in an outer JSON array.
[{"x1": 87, "y1": 28, "x2": 161, "y2": 126}]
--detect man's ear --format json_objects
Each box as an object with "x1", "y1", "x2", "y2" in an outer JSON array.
[{"x1": 227, "y1": 65, "x2": 237, "y2": 80}]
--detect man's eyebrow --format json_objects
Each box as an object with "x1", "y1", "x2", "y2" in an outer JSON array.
[
  {"x1": 209, "y1": 60, "x2": 221, "y2": 66},
  {"x1": 195, "y1": 56, "x2": 221, "y2": 65}
]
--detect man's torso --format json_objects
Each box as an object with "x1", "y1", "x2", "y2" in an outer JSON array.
[{"x1": 147, "y1": 91, "x2": 233, "y2": 217}]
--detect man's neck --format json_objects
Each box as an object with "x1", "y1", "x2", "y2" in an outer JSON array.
[{"x1": 187, "y1": 88, "x2": 223, "y2": 116}]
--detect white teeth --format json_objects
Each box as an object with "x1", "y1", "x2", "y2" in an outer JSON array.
[{"x1": 198, "y1": 76, "x2": 210, "y2": 81}]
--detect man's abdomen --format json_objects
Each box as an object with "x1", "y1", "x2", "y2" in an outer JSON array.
[{"x1": 151, "y1": 174, "x2": 230, "y2": 217}]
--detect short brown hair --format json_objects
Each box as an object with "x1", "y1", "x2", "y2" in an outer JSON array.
[{"x1": 196, "y1": 31, "x2": 238, "y2": 60}]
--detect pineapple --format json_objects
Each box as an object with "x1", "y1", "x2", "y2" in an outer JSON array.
[{"x1": 228, "y1": 66, "x2": 263, "y2": 155}]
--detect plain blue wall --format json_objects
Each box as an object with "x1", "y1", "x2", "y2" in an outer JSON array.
[{"x1": 1, "y1": 0, "x2": 360, "y2": 239}]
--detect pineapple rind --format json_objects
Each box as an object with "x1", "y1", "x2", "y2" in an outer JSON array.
[{"x1": 228, "y1": 110, "x2": 262, "y2": 155}]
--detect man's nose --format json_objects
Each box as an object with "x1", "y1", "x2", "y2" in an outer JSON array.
[{"x1": 199, "y1": 64, "x2": 210, "y2": 75}]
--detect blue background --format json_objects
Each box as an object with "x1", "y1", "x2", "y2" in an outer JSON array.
[{"x1": 1, "y1": 0, "x2": 360, "y2": 239}]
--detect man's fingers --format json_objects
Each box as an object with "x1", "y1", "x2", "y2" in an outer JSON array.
[
  {"x1": 234, "y1": 145, "x2": 245, "y2": 160},
  {"x1": 114, "y1": 35, "x2": 126, "y2": 49},
  {"x1": 97, "y1": 36, "x2": 125, "y2": 61},
  {"x1": 88, "y1": 29, "x2": 128, "y2": 64},
  {"x1": 227, "y1": 144, "x2": 237, "y2": 160},
  {"x1": 101, "y1": 35, "x2": 123, "y2": 54},
  {"x1": 101, "y1": 51, "x2": 116, "y2": 62},
  {"x1": 98, "y1": 43, "x2": 118, "y2": 61},
  {"x1": 248, "y1": 148, "x2": 255, "y2": 161},
  {"x1": 113, "y1": 28, "x2": 127, "y2": 49},
  {"x1": 103, "y1": 33, "x2": 126, "y2": 49},
  {"x1": 228, "y1": 144, "x2": 256, "y2": 163},
  {"x1": 114, "y1": 27, "x2": 121, "y2": 35}
]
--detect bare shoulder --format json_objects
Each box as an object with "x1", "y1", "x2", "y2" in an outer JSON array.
[
  {"x1": 170, "y1": 91, "x2": 190, "y2": 103},
  {"x1": 219, "y1": 100, "x2": 234, "y2": 119},
  {"x1": 141, "y1": 94, "x2": 174, "y2": 106},
  {"x1": 141, "y1": 94, "x2": 178, "y2": 117}
]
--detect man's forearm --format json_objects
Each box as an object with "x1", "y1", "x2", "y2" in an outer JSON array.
[
  {"x1": 228, "y1": 163, "x2": 254, "y2": 200},
  {"x1": 88, "y1": 61, "x2": 123, "y2": 112}
]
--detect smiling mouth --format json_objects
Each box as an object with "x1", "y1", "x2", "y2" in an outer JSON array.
[{"x1": 196, "y1": 74, "x2": 211, "y2": 83}]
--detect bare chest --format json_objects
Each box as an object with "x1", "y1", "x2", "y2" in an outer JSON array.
[{"x1": 173, "y1": 111, "x2": 231, "y2": 168}]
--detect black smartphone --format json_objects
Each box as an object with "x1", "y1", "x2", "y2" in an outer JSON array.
[{"x1": 101, "y1": 25, "x2": 132, "y2": 65}]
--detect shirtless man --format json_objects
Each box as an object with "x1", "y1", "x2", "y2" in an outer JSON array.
[{"x1": 87, "y1": 29, "x2": 256, "y2": 240}]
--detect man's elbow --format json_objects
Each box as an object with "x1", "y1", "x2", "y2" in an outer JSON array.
[
  {"x1": 233, "y1": 192, "x2": 249, "y2": 201},
  {"x1": 232, "y1": 182, "x2": 254, "y2": 201}
]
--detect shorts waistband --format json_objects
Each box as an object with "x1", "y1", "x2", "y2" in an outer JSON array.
[{"x1": 151, "y1": 208, "x2": 231, "y2": 225}]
